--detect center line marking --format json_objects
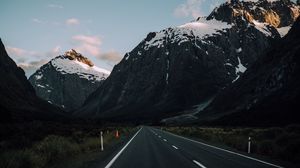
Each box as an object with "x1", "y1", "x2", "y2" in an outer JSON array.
[
  {"x1": 163, "y1": 139, "x2": 167, "y2": 142},
  {"x1": 193, "y1": 160, "x2": 207, "y2": 168},
  {"x1": 172, "y1": 145, "x2": 178, "y2": 149}
]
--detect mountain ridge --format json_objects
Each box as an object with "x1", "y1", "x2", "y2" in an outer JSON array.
[{"x1": 76, "y1": 0, "x2": 299, "y2": 122}]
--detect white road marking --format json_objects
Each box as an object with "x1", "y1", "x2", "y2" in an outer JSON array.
[
  {"x1": 158, "y1": 136, "x2": 161, "y2": 138},
  {"x1": 193, "y1": 160, "x2": 207, "y2": 168},
  {"x1": 104, "y1": 127, "x2": 142, "y2": 168},
  {"x1": 172, "y1": 145, "x2": 178, "y2": 149},
  {"x1": 162, "y1": 129, "x2": 284, "y2": 168},
  {"x1": 163, "y1": 139, "x2": 167, "y2": 142}
]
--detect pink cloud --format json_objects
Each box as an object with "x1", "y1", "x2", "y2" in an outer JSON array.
[
  {"x1": 96, "y1": 51, "x2": 122, "y2": 63},
  {"x1": 72, "y1": 35, "x2": 101, "y2": 45},
  {"x1": 75, "y1": 43, "x2": 100, "y2": 56},
  {"x1": 6, "y1": 45, "x2": 62, "y2": 76},
  {"x1": 6, "y1": 46, "x2": 38, "y2": 57},
  {"x1": 66, "y1": 18, "x2": 80, "y2": 25},
  {"x1": 18, "y1": 59, "x2": 48, "y2": 77},
  {"x1": 174, "y1": 0, "x2": 204, "y2": 19},
  {"x1": 72, "y1": 35, "x2": 102, "y2": 56}
]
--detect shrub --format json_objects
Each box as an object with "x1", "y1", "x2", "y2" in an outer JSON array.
[
  {"x1": 80, "y1": 137, "x2": 101, "y2": 152},
  {"x1": 33, "y1": 135, "x2": 80, "y2": 163},
  {"x1": 0, "y1": 149, "x2": 46, "y2": 168},
  {"x1": 261, "y1": 127, "x2": 284, "y2": 139},
  {"x1": 286, "y1": 124, "x2": 300, "y2": 134},
  {"x1": 258, "y1": 140, "x2": 277, "y2": 156}
]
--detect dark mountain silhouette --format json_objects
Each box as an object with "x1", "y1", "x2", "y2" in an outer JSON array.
[
  {"x1": 0, "y1": 39, "x2": 65, "y2": 122},
  {"x1": 195, "y1": 16, "x2": 300, "y2": 126}
]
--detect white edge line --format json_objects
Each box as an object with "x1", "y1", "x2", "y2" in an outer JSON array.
[
  {"x1": 193, "y1": 160, "x2": 207, "y2": 168},
  {"x1": 172, "y1": 145, "x2": 178, "y2": 149},
  {"x1": 105, "y1": 127, "x2": 142, "y2": 168},
  {"x1": 162, "y1": 129, "x2": 284, "y2": 168}
]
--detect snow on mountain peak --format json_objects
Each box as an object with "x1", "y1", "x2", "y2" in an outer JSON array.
[
  {"x1": 50, "y1": 50, "x2": 110, "y2": 81},
  {"x1": 143, "y1": 18, "x2": 232, "y2": 50},
  {"x1": 178, "y1": 17, "x2": 232, "y2": 36}
]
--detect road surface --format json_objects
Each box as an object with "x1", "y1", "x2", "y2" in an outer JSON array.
[{"x1": 103, "y1": 126, "x2": 284, "y2": 168}]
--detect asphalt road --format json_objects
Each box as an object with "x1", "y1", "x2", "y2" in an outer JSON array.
[{"x1": 103, "y1": 126, "x2": 284, "y2": 168}]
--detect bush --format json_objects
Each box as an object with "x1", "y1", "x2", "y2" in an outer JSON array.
[
  {"x1": 0, "y1": 149, "x2": 46, "y2": 168},
  {"x1": 276, "y1": 135, "x2": 300, "y2": 163},
  {"x1": 258, "y1": 140, "x2": 277, "y2": 156},
  {"x1": 33, "y1": 135, "x2": 80, "y2": 163},
  {"x1": 261, "y1": 127, "x2": 284, "y2": 139},
  {"x1": 286, "y1": 124, "x2": 300, "y2": 134},
  {"x1": 80, "y1": 137, "x2": 101, "y2": 152}
]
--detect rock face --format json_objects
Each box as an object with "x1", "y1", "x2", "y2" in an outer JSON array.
[
  {"x1": 209, "y1": 0, "x2": 299, "y2": 28},
  {"x1": 0, "y1": 39, "x2": 64, "y2": 122},
  {"x1": 76, "y1": 0, "x2": 299, "y2": 122},
  {"x1": 29, "y1": 49, "x2": 110, "y2": 112},
  {"x1": 195, "y1": 17, "x2": 300, "y2": 126}
]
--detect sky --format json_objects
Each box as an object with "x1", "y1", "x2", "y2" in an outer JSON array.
[{"x1": 0, "y1": 0, "x2": 228, "y2": 76}]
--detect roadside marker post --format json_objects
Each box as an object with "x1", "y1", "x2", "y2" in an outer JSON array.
[
  {"x1": 248, "y1": 137, "x2": 251, "y2": 154},
  {"x1": 115, "y1": 130, "x2": 119, "y2": 138},
  {"x1": 100, "y1": 131, "x2": 104, "y2": 151}
]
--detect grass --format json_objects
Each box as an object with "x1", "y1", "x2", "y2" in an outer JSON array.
[
  {"x1": 163, "y1": 124, "x2": 300, "y2": 164},
  {"x1": 0, "y1": 122, "x2": 137, "y2": 168}
]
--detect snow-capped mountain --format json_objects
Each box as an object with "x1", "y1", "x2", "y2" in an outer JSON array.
[
  {"x1": 76, "y1": 0, "x2": 299, "y2": 122},
  {"x1": 29, "y1": 49, "x2": 110, "y2": 112}
]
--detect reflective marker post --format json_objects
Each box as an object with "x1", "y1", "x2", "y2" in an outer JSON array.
[
  {"x1": 100, "y1": 131, "x2": 104, "y2": 151},
  {"x1": 248, "y1": 137, "x2": 251, "y2": 154}
]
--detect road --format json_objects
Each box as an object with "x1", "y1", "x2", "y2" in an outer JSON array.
[{"x1": 103, "y1": 126, "x2": 284, "y2": 168}]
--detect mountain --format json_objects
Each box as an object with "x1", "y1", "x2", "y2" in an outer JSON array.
[
  {"x1": 0, "y1": 39, "x2": 64, "y2": 122},
  {"x1": 29, "y1": 49, "x2": 110, "y2": 112},
  {"x1": 76, "y1": 0, "x2": 299, "y2": 122},
  {"x1": 193, "y1": 16, "x2": 300, "y2": 126}
]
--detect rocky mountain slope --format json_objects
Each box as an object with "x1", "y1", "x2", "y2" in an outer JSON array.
[
  {"x1": 76, "y1": 0, "x2": 299, "y2": 122},
  {"x1": 194, "y1": 16, "x2": 300, "y2": 126},
  {"x1": 0, "y1": 39, "x2": 64, "y2": 122},
  {"x1": 29, "y1": 49, "x2": 110, "y2": 112}
]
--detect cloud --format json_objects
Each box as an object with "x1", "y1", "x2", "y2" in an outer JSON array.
[
  {"x1": 6, "y1": 46, "x2": 38, "y2": 57},
  {"x1": 6, "y1": 46, "x2": 62, "y2": 76},
  {"x1": 48, "y1": 4, "x2": 63, "y2": 9},
  {"x1": 72, "y1": 35, "x2": 101, "y2": 56},
  {"x1": 96, "y1": 51, "x2": 122, "y2": 64},
  {"x1": 72, "y1": 35, "x2": 101, "y2": 45},
  {"x1": 45, "y1": 46, "x2": 61, "y2": 58},
  {"x1": 18, "y1": 59, "x2": 48, "y2": 77},
  {"x1": 174, "y1": 0, "x2": 204, "y2": 19},
  {"x1": 32, "y1": 18, "x2": 47, "y2": 24},
  {"x1": 66, "y1": 18, "x2": 80, "y2": 26}
]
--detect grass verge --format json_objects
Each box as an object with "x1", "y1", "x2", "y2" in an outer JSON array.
[
  {"x1": 163, "y1": 124, "x2": 300, "y2": 165},
  {"x1": 0, "y1": 123, "x2": 137, "y2": 168}
]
